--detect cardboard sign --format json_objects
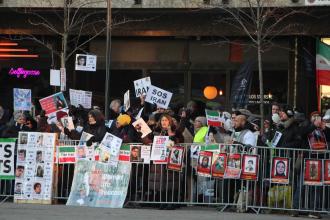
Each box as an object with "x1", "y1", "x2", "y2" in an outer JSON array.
[
  {"x1": 145, "y1": 85, "x2": 173, "y2": 109},
  {"x1": 69, "y1": 89, "x2": 92, "y2": 109},
  {"x1": 271, "y1": 157, "x2": 290, "y2": 184},
  {"x1": 50, "y1": 69, "x2": 61, "y2": 86},
  {"x1": 13, "y1": 88, "x2": 32, "y2": 111},
  {"x1": 124, "y1": 90, "x2": 130, "y2": 112},
  {"x1": 75, "y1": 54, "x2": 97, "y2": 72},
  {"x1": 134, "y1": 77, "x2": 151, "y2": 97},
  {"x1": 0, "y1": 138, "x2": 16, "y2": 180},
  {"x1": 39, "y1": 92, "x2": 68, "y2": 116}
]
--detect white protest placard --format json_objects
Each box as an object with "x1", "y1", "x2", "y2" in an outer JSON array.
[
  {"x1": 99, "y1": 133, "x2": 123, "y2": 166},
  {"x1": 69, "y1": 89, "x2": 92, "y2": 109},
  {"x1": 124, "y1": 90, "x2": 130, "y2": 112},
  {"x1": 0, "y1": 138, "x2": 16, "y2": 180},
  {"x1": 13, "y1": 88, "x2": 32, "y2": 111},
  {"x1": 132, "y1": 118, "x2": 152, "y2": 138},
  {"x1": 145, "y1": 85, "x2": 173, "y2": 109},
  {"x1": 75, "y1": 54, "x2": 97, "y2": 72},
  {"x1": 61, "y1": 116, "x2": 75, "y2": 131},
  {"x1": 141, "y1": 145, "x2": 151, "y2": 164},
  {"x1": 50, "y1": 69, "x2": 61, "y2": 86},
  {"x1": 134, "y1": 77, "x2": 151, "y2": 97},
  {"x1": 60, "y1": 68, "x2": 66, "y2": 91},
  {"x1": 150, "y1": 136, "x2": 169, "y2": 161}
]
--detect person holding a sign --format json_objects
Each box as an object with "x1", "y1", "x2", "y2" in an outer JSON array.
[
  {"x1": 153, "y1": 114, "x2": 183, "y2": 144},
  {"x1": 110, "y1": 114, "x2": 140, "y2": 143}
]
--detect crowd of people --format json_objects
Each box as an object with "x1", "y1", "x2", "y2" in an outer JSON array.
[{"x1": 0, "y1": 96, "x2": 329, "y2": 218}]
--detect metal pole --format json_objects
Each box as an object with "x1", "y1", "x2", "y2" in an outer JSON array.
[{"x1": 105, "y1": 0, "x2": 111, "y2": 119}]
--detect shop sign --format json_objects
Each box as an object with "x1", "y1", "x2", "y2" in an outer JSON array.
[{"x1": 8, "y1": 68, "x2": 40, "y2": 78}]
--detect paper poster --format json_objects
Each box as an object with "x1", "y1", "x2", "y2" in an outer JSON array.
[
  {"x1": 304, "y1": 159, "x2": 323, "y2": 186},
  {"x1": 270, "y1": 157, "x2": 290, "y2": 184},
  {"x1": 270, "y1": 131, "x2": 282, "y2": 148},
  {"x1": 205, "y1": 110, "x2": 224, "y2": 127},
  {"x1": 66, "y1": 160, "x2": 131, "y2": 208},
  {"x1": 39, "y1": 92, "x2": 68, "y2": 115},
  {"x1": 124, "y1": 90, "x2": 130, "y2": 112},
  {"x1": 167, "y1": 146, "x2": 185, "y2": 172},
  {"x1": 13, "y1": 88, "x2": 32, "y2": 111},
  {"x1": 99, "y1": 133, "x2": 123, "y2": 166},
  {"x1": 224, "y1": 154, "x2": 242, "y2": 179},
  {"x1": 76, "y1": 145, "x2": 95, "y2": 162},
  {"x1": 79, "y1": 132, "x2": 94, "y2": 145},
  {"x1": 14, "y1": 132, "x2": 56, "y2": 204},
  {"x1": 197, "y1": 151, "x2": 213, "y2": 177},
  {"x1": 69, "y1": 89, "x2": 92, "y2": 109},
  {"x1": 0, "y1": 138, "x2": 16, "y2": 180},
  {"x1": 211, "y1": 153, "x2": 227, "y2": 178},
  {"x1": 129, "y1": 145, "x2": 151, "y2": 164},
  {"x1": 132, "y1": 118, "x2": 152, "y2": 138},
  {"x1": 60, "y1": 68, "x2": 66, "y2": 91},
  {"x1": 308, "y1": 129, "x2": 328, "y2": 151},
  {"x1": 324, "y1": 160, "x2": 330, "y2": 185},
  {"x1": 75, "y1": 54, "x2": 97, "y2": 72},
  {"x1": 61, "y1": 116, "x2": 74, "y2": 130},
  {"x1": 50, "y1": 69, "x2": 61, "y2": 86},
  {"x1": 145, "y1": 85, "x2": 173, "y2": 109},
  {"x1": 241, "y1": 154, "x2": 259, "y2": 181},
  {"x1": 134, "y1": 77, "x2": 151, "y2": 97},
  {"x1": 150, "y1": 136, "x2": 169, "y2": 161}
]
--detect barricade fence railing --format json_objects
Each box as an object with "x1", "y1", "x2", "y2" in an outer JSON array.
[{"x1": 1, "y1": 139, "x2": 330, "y2": 215}]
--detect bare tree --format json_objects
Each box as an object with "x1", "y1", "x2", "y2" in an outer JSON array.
[{"x1": 211, "y1": 0, "x2": 306, "y2": 131}]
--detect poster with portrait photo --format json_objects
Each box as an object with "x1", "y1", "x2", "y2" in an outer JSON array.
[
  {"x1": 241, "y1": 155, "x2": 259, "y2": 181},
  {"x1": 19, "y1": 132, "x2": 28, "y2": 145},
  {"x1": 61, "y1": 116, "x2": 75, "y2": 131},
  {"x1": 39, "y1": 92, "x2": 68, "y2": 115},
  {"x1": 324, "y1": 160, "x2": 330, "y2": 185},
  {"x1": 167, "y1": 146, "x2": 185, "y2": 172},
  {"x1": 35, "y1": 164, "x2": 44, "y2": 178},
  {"x1": 99, "y1": 132, "x2": 123, "y2": 166},
  {"x1": 132, "y1": 118, "x2": 152, "y2": 138},
  {"x1": 224, "y1": 154, "x2": 241, "y2": 179},
  {"x1": 211, "y1": 153, "x2": 227, "y2": 178},
  {"x1": 271, "y1": 157, "x2": 290, "y2": 184},
  {"x1": 130, "y1": 145, "x2": 143, "y2": 163},
  {"x1": 308, "y1": 129, "x2": 328, "y2": 151},
  {"x1": 197, "y1": 151, "x2": 213, "y2": 177},
  {"x1": 304, "y1": 159, "x2": 322, "y2": 186},
  {"x1": 75, "y1": 54, "x2": 97, "y2": 71}
]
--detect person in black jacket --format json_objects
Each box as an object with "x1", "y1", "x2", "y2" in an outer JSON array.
[
  {"x1": 2, "y1": 111, "x2": 30, "y2": 138},
  {"x1": 64, "y1": 109, "x2": 108, "y2": 145}
]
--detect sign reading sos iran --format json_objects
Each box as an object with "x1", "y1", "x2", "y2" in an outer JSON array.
[
  {"x1": 145, "y1": 85, "x2": 173, "y2": 109},
  {"x1": 0, "y1": 138, "x2": 16, "y2": 180}
]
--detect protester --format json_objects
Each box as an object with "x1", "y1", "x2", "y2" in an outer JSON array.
[
  {"x1": 193, "y1": 116, "x2": 208, "y2": 143},
  {"x1": 2, "y1": 111, "x2": 30, "y2": 138},
  {"x1": 110, "y1": 114, "x2": 140, "y2": 143}
]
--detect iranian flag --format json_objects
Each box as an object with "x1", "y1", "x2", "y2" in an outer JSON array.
[
  {"x1": 58, "y1": 146, "x2": 76, "y2": 164},
  {"x1": 316, "y1": 40, "x2": 330, "y2": 110},
  {"x1": 205, "y1": 109, "x2": 224, "y2": 127}
]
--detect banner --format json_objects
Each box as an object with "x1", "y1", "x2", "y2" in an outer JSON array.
[
  {"x1": 205, "y1": 110, "x2": 224, "y2": 127},
  {"x1": 134, "y1": 77, "x2": 151, "y2": 97},
  {"x1": 145, "y1": 85, "x2": 173, "y2": 109},
  {"x1": 0, "y1": 138, "x2": 16, "y2": 180},
  {"x1": 15, "y1": 132, "x2": 56, "y2": 204},
  {"x1": 230, "y1": 61, "x2": 254, "y2": 108},
  {"x1": 39, "y1": 92, "x2": 68, "y2": 115},
  {"x1": 75, "y1": 54, "x2": 97, "y2": 72},
  {"x1": 150, "y1": 136, "x2": 169, "y2": 161},
  {"x1": 66, "y1": 160, "x2": 131, "y2": 208},
  {"x1": 69, "y1": 89, "x2": 92, "y2": 109},
  {"x1": 13, "y1": 88, "x2": 32, "y2": 111}
]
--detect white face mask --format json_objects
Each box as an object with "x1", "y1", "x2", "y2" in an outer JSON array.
[{"x1": 272, "y1": 113, "x2": 280, "y2": 124}]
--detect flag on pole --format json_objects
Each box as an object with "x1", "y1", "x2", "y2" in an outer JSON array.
[
  {"x1": 316, "y1": 40, "x2": 330, "y2": 110},
  {"x1": 205, "y1": 109, "x2": 224, "y2": 127}
]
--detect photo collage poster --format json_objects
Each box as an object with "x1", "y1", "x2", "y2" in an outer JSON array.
[{"x1": 15, "y1": 132, "x2": 56, "y2": 204}]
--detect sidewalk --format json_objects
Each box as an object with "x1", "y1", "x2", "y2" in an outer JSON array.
[{"x1": 0, "y1": 203, "x2": 329, "y2": 220}]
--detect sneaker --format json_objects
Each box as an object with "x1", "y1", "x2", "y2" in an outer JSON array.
[
  {"x1": 290, "y1": 211, "x2": 299, "y2": 217},
  {"x1": 308, "y1": 213, "x2": 321, "y2": 219}
]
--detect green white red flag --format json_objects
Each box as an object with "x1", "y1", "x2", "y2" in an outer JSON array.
[
  {"x1": 205, "y1": 109, "x2": 224, "y2": 127},
  {"x1": 316, "y1": 40, "x2": 330, "y2": 110}
]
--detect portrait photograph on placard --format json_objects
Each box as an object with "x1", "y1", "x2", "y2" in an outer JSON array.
[
  {"x1": 197, "y1": 151, "x2": 213, "y2": 177},
  {"x1": 211, "y1": 153, "x2": 227, "y2": 178},
  {"x1": 324, "y1": 160, "x2": 330, "y2": 185},
  {"x1": 271, "y1": 157, "x2": 290, "y2": 184},
  {"x1": 308, "y1": 129, "x2": 328, "y2": 151},
  {"x1": 241, "y1": 155, "x2": 259, "y2": 180},
  {"x1": 304, "y1": 159, "x2": 322, "y2": 186},
  {"x1": 130, "y1": 145, "x2": 143, "y2": 163},
  {"x1": 167, "y1": 146, "x2": 185, "y2": 172},
  {"x1": 224, "y1": 153, "x2": 241, "y2": 179},
  {"x1": 19, "y1": 132, "x2": 28, "y2": 145}
]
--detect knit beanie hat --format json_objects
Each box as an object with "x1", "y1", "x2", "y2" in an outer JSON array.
[
  {"x1": 195, "y1": 116, "x2": 207, "y2": 126},
  {"x1": 281, "y1": 106, "x2": 294, "y2": 118},
  {"x1": 116, "y1": 114, "x2": 131, "y2": 127}
]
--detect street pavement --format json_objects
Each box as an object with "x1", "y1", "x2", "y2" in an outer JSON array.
[{"x1": 0, "y1": 203, "x2": 329, "y2": 220}]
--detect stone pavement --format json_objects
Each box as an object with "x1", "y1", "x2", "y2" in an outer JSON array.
[{"x1": 0, "y1": 203, "x2": 329, "y2": 220}]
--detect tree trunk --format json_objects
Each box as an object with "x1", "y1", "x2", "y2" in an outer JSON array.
[{"x1": 257, "y1": 42, "x2": 264, "y2": 133}]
